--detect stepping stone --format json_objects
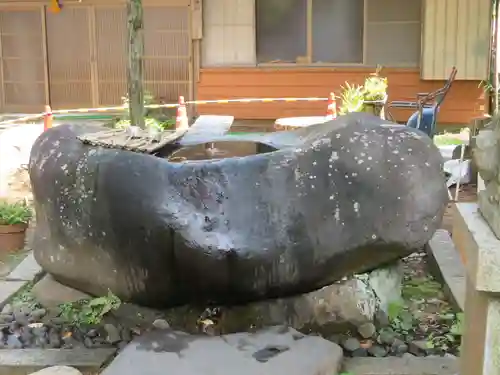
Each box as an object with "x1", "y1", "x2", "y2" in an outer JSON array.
[
  {"x1": 6, "y1": 253, "x2": 43, "y2": 282},
  {"x1": 28, "y1": 366, "x2": 82, "y2": 375},
  {"x1": 102, "y1": 326, "x2": 343, "y2": 375},
  {"x1": 0, "y1": 349, "x2": 115, "y2": 375}
]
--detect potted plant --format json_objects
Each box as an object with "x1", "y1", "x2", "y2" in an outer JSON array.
[
  {"x1": 0, "y1": 200, "x2": 32, "y2": 253},
  {"x1": 339, "y1": 68, "x2": 388, "y2": 119}
]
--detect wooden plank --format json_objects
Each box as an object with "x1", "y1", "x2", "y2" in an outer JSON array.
[
  {"x1": 0, "y1": 349, "x2": 116, "y2": 375},
  {"x1": 179, "y1": 115, "x2": 234, "y2": 145},
  {"x1": 78, "y1": 127, "x2": 188, "y2": 153}
]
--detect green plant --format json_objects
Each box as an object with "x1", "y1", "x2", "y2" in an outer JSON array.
[
  {"x1": 339, "y1": 82, "x2": 365, "y2": 115},
  {"x1": 59, "y1": 290, "x2": 122, "y2": 326},
  {"x1": 425, "y1": 312, "x2": 464, "y2": 352},
  {"x1": 387, "y1": 301, "x2": 416, "y2": 335},
  {"x1": 339, "y1": 68, "x2": 387, "y2": 115},
  {"x1": 0, "y1": 200, "x2": 32, "y2": 225},
  {"x1": 114, "y1": 91, "x2": 175, "y2": 131},
  {"x1": 11, "y1": 281, "x2": 41, "y2": 309},
  {"x1": 402, "y1": 277, "x2": 443, "y2": 300}
]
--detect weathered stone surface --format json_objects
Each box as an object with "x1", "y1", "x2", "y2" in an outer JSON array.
[
  {"x1": 32, "y1": 275, "x2": 90, "y2": 309},
  {"x1": 343, "y1": 357, "x2": 458, "y2": 375},
  {"x1": 474, "y1": 116, "x2": 500, "y2": 238},
  {"x1": 28, "y1": 366, "x2": 82, "y2": 375},
  {"x1": 179, "y1": 263, "x2": 403, "y2": 335},
  {"x1": 101, "y1": 326, "x2": 343, "y2": 375},
  {"x1": 0, "y1": 349, "x2": 115, "y2": 375},
  {"x1": 29, "y1": 113, "x2": 447, "y2": 307}
]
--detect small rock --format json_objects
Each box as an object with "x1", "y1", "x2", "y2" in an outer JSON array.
[
  {"x1": 377, "y1": 328, "x2": 397, "y2": 345},
  {"x1": 83, "y1": 336, "x2": 94, "y2": 348},
  {"x1": 47, "y1": 329, "x2": 62, "y2": 348},
  {"x1": 28, "y1": 366, "x2": 83, "y2": 375},
  {"x1": 152, "y1": 319, "x2": 170, "y2": 330},
  {"x1": 20, "y1": 327, "x2": 34, "y2": 347},
  {"x1": 374, "y1": 310, "x2": 390, "y2": 327},
  {"x1": 444, "y1": 353, "x2": 457, "y2": 359},
  {"x1": 368, "y1": 344, "x2": 388, "y2": 357},
  {"x1": 6, "y1": 334, "x2": 23, "y2": 349},
  {"x1": 30, "y1": 308, "x2": 47, "y2": 321},
  {"x1": 34, "y1": 335, "x2": 48, "y2": 348},
  {"x1": 13, "y1": 306, "x2": 31, "y2": 326},
  {"x1": 391, "y1": 338, "x2": 409, "y2": 356},
  {"x1": 342, "y1": 337, "x2": 361, "y2": 352},
  {"x1": 0, "y1": 313, "x2": 14, "y2": 324},
  {"x1": 409, "y1": 340, "x2": 432, "y2": 356},
  {"x1": 121, "y1": 327, "x2": 132, "y2": 342},
  {"x1": 30, "y1": 323, "x2": 48, "y2": 337},
  {"x1": 104, "y1": 323, "x2": 121, "y2": 344},
  {"x1": 1, "y1": 304, "x2": 13, "y2": 315},
  {"x1": 86, "y1": 328, "x2": 99, "y2": 338},
  {"x1": 358, "y1": 322, "x2": 376, "y2": 338},
  {"x1": 350, "y1": 348, "x2": 368, "y2": 357}
]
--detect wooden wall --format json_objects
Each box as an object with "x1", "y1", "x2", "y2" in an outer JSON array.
[{"x1": 197, "y1": 67, "x2": 487, "y2": 125}]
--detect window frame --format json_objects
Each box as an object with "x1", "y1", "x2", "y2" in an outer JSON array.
[{"x1": 255, "y1": 0, "x2": 368, "y2": 67}]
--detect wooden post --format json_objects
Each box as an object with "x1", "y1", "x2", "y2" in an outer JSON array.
[{"x1": 126, "y1": 0, "x2": 145, "y2": 129}]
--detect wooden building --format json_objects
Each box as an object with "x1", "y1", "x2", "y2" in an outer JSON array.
[{"x1": 0, "y1": 0, "x2": 492, "y2": 125}]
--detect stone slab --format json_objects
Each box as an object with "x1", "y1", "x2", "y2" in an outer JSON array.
[
  {"x1": 32, "y1": 275, "x2": 91, "y2": 309},
  {"x1": 0, "y1": 280, "x2": 28, "y2": 309},
  {"x1": 26, "y1": 366, "x2": 82, "y2": 375},
  {"x1": 453, "y1": 202, "x2": 500, "y2": 292},
  {"x1": 425, "y1": 229, "x2": 465, "y2": 311},
  {"x1": 0, "y1": 349, "x2": 115, "y2": 375},
  {"x1": 342, "y1": 357, "x2": 458, "y2": 375},
  {"x1": 6, "y1": 253, "x2": 43, "y2": 282},
  {"x1": 102, "y1": 326, "x2": 343, "y2": 375}
]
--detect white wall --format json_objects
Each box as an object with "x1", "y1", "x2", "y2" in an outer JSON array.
[{"x1": 202, "y1": 0, "x2": 256, "y2": 66}]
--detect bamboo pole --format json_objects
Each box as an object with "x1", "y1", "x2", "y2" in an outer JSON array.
[{"x1": 126, "y1": 0, "x2": 145, "y2": 129}]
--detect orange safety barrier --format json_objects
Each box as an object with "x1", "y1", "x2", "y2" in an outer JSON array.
[
  {"x1": 0, "y1": 95, "x2": 335, "y2": 128},
  {"x1": 43, "y1": 105, "x2": 53, "y2": 132},
  {"x1": 325, "y1": 93, "x2": 337, "y2": 120}
]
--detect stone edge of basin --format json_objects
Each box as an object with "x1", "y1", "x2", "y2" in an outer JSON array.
[
  {"x1": 342, "y1": 356, "x2": 459, "y2": 375},
  {"x1": 425, "y1": 229, "x2": 465, "y2": 312}
]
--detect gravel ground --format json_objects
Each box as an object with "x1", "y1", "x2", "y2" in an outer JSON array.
[{"x1": 330, "y1": 251, "x2": 462, "y2": 359}]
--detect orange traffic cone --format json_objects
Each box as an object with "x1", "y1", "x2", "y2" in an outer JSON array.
[
  {"x1": 326, "y1": 93, "x2": 337, "y2": 119},
  {"x1": 175, "y1": 96, "x2": 189, "y2": 129},
  {"x1": 43, "y1": 105, "x2": 53, "y2": 132}
]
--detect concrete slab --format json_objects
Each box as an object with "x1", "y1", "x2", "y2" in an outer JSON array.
[
  {"x1": 425, "y1": 229, "x2": 465, "y2": 311},
  {"x1": 102, "y1": 326, "x2": 343, "y2": 375},
  {"x1": 0, "y1": 280, "x2": 28, "y2": 309},
  {"x1": 342, "y1": 357, "x2": 458, "y2": 375},
  {"x1": 0, "y1": 349, "x2": 115, "y2": 375},
  {"x1": 5, "y1": 252, "x2": 43, "y2": 282}
]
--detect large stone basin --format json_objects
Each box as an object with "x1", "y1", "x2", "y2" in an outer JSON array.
[{"x1": 29, "y1": 113, "x2": 447, "y2": 307}]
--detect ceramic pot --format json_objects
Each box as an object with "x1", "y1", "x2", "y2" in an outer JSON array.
[{"x1": 0, "y1": 223, "x2": 28, "y2": 253}]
